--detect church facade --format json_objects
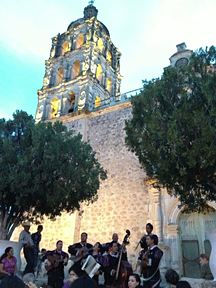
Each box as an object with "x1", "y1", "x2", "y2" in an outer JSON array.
[{"x1": 12, "y1": 3, "x2": 216, "y2": 279}]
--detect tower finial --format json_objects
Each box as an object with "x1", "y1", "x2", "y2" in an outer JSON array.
[{"x1": 88, "y1": 0, "x2": 95, "y2": 5}]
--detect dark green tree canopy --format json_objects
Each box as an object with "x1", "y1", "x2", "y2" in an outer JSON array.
[
  {"x1": 0, "y1": 111, "x2": 107, "y2": 239},
  {"x1": 125, "y1": 46, "x2": 216, "y2": 212}
]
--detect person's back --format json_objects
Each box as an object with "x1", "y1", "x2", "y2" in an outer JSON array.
[
  {"x1": 69, "y1": 275, "x2": 98, "y2": 288},
  {"x1": 165, "y1": 269, "x2": 179, "y2": 287},
  {"x1": 0, "y1": 275, "x2": 25, "y2": 288},
  {"x1": 176, "y1": 281, "x2": 192, "y2": 288}
]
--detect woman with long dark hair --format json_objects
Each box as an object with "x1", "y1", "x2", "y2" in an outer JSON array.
[
  {"x1": 0, "y1": 247, "x2": 17, "y2": 277},
  {"x1": 128, "y1": 273, "x2": 142, "y2": 288},
  {"x1": 62, "y1": 264, "x2": 84, "y2": 288}
]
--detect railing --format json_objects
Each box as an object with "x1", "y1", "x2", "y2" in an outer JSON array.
[{"x1": 92, "y1": 88, "x2": 142, "y2": 111}]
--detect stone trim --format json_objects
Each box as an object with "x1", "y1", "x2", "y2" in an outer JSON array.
[{"x1": 45, "y1": 101, "x2": 132, "y2": 124}]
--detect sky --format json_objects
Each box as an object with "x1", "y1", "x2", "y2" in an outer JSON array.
[{"x1": 0, "y1": 0, "x2": 215, "y2": 120}]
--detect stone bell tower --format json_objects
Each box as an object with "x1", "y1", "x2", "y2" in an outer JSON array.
[{"x1": 35, "y1": 2, "x2": 123, "y2": 122}]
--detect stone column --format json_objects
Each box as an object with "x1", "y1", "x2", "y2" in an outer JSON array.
[
  {"x1": 83, "y1": 32, "x2": 87, "y2": 44},
  {"x1": 166, "y1": 224, "x2": 181, "y2": 271},
  {"x1": 60, "y1": 94, "x2": 65, "y2": 116},
  {"x1": 68, "y1": 37, "x2": 73, "y2": 51},
  {"x1": 56, "y1": 97, "x2": 61, "y2": 118},
  {"x1": 50, "y1": 37, "x2": 58, "y2": 58},
  {"x1": 66, "y1": 66, "x2": 72, "y2": 81},
  {"x1": 62, "y1": 63, "x2": 68, "y2": 81},
  {"x1": 104, "y1": 71, "x2": 108, "y2": 90},
  {"x1": 153, "y1": 190, "x2": 163, "y2": 243}
]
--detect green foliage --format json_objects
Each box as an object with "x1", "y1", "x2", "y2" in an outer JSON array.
[
  {"x1": 0, "y1": 111, "x2": 107, "y2": 239},
  {"x1": 125, "y1": 46, "x2": 216, "y2": 212}
]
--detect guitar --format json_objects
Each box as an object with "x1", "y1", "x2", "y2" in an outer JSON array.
[
  {"x1": 141, "y1": 247, "x2": 151, "y2": 277},
  {"x1": 70, "y1": 247, "x2": 93, "y2": 262},
  {"x1": 45, "y1": 255, "x2": 66, "y2": 271}
]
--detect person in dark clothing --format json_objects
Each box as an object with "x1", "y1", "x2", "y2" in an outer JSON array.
[
  {"x1": 137, "y1": 223, "x2": 154, "y2": 275},
  {"x1": 102, "y1": 233, "x2": 121, "y2": 255},
  {"x1": 0, "y1": 275, "x2": 25, "y2": 288},
  {"x1": 69, "y1": 275, "x2": 98, "y2": 288},
  {"x1": 176, "y1": 281, "x2": 192, "y2": 288},
  {"x1": 142, "y1": 234, "x2": 163, "y2": 288},
  {"x1": 104, "y1": 241, "x2": 128, "y2": 287},
  {"x1": 199, "y1": 254, "x2": 213, "y2": 280},
  {"x1": 139, "y1": 224, "x2": 154, "y2": 250},
  {"x1": 165, "y1": 269, "x2": 179, "y2": 288},
  {"x1": 89, "y1": 242, "x2": 109, "y2": 284},
  {"x1": 62, "y1": 264, "x2": 84, "y2": 288},
  {"x1": 31, "y1": 225, "x2": 43, "y2": 271},
  {"x1": 45, "y1": 240, "x2": 68, "y2": 288},
  {"x1": 68, "y1": 232, "x2": 93, "y2": 265}
]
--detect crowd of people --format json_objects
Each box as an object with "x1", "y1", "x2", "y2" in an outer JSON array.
[{"x1": 0, "y1": 222, "x2": 214, "y2": 288}]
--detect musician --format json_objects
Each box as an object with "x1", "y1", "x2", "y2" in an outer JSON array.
[
  {"x1": 103, "y1": 233, "x2": 121, "y2": 255},
  {"x1": 68, "y1": 232, "x2": 93, "y2": 264},
  {"x1": 45, "y1": 240, "x2": 69, "y2": 288},
  {"x1": 142, "y1": 234, "x2": 163, "y2": 288},
  {"x1": 88, "y1": 242, "x2": 109, "y2": 284},
  {"x1": 140, "y1": 223, "x2": 154, "y2": 250},
  {"x1": 137, "y1": 223, "x2": 153, "y2": 272},
  {"x1": 104, "y1": 240, "x2": 128, "y2": 287}
]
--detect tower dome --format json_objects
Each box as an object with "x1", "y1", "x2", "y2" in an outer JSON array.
[
  {"x1": 83, "y1": 4, "x2": 98, "y2": 19},
  {"x1": 67, "y1": 5, "x2": 110, "y2": 37}
]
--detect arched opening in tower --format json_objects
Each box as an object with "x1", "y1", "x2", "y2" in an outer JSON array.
[
  {"x1": 107, "y1": 77, "x2": 112, "y2": 94},
  {"x1": 61, "y1": 41, "x2": 70, "y2": 55},
  {"x1": 98, "y1": 38, "x2": 104, "y2": 53},
  {"x1": 75, "y1": 34, "x2": 84, "y2": 49},
  {"x1": 55, "y1": 67, "x2": 64, "y2": 85},
  {"x1": 51, "y1": 98, "x2": 58, "y2": 118},
  {"x1": 96, "y1": 64, "x2": 103, "y2": 85},
  {"x1": 68, "y1": 91, "x2": 76, "y2": 113},
  {"x1": 107, "y1": 51, "x2": 112, "y2": 64},
  {"x1": 71, "y1": 60, "x2": 80, "y2": 79}
]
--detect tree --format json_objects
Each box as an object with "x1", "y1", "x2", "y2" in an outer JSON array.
[
  {"x1": 0, "y1": 110, "x2": 107, "y2": 240},
  {"x1": 125, "y1": 46, "x2": 216, "y2": 212}
]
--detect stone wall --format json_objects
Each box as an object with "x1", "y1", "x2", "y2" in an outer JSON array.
[{"x1": 65, "y1": 103, "x2": 150, "y2": 262}]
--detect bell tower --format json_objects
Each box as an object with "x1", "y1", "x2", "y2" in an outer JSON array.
[{"x1": 36, "y1": 2, "x2": 123, "y2": 122}]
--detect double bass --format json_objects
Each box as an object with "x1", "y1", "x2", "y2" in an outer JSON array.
[{"x1": 114, "y1": 230, "x2": 133, "y2": 288}]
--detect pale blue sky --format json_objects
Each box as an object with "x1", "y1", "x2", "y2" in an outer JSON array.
[{"x1": 0, "y1": 0, "x2": 215, "y2": 120}]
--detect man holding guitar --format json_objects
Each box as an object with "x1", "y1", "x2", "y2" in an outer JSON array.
[
  {"x1": 45, "y1": 240, "x2": 69, "y2": 288},
  {"x1": 142, "y1": 234, "x2": 163, "y2": 288},
  {"x1": 68, "y1": 232, "x2": 93, "y2": 265}
]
